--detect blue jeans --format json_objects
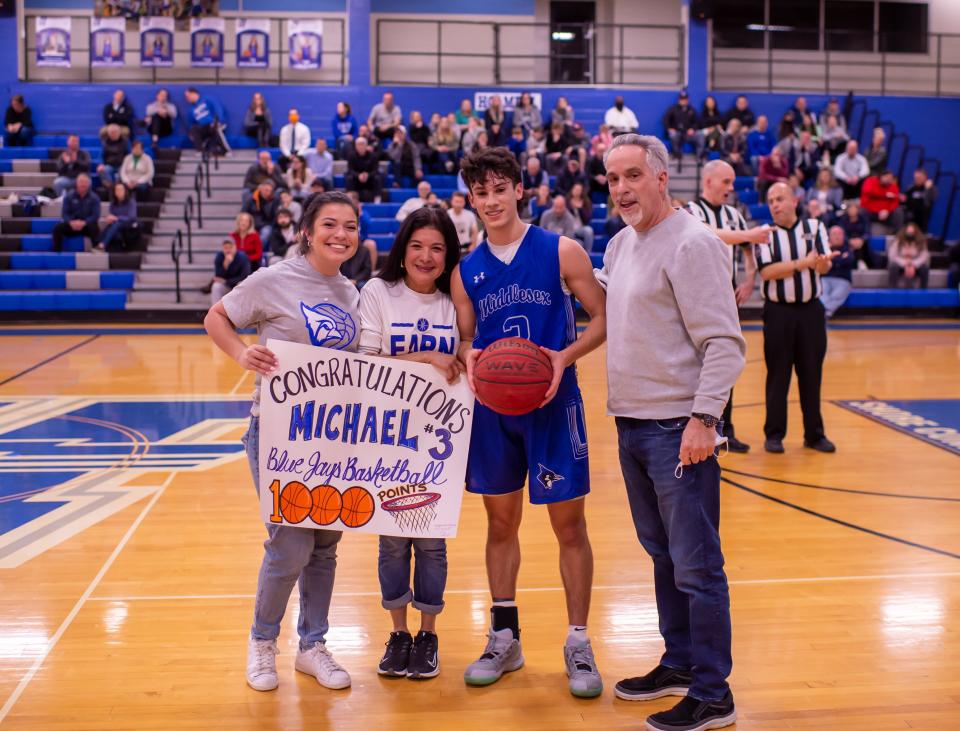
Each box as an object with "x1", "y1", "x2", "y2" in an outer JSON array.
[
  {"x1": 100, "y1": 165, "x2": 118, "y2": 186},
  {"x1": 820, "y1": 277, "x2": 851, "y2": 318},
  {"x1": 242, "y1": 416, "x2": 341, "y2": 649},
  {"x1": 615, "y1": 416, "x2": 732, "y2": 701},
  {"x1": 378, "y1": 536, "x2": 447, "y2": 615}
]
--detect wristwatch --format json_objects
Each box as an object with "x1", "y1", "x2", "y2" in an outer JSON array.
[{"x1": 691, "y1": 412, "x2": 719, "y2": 428}]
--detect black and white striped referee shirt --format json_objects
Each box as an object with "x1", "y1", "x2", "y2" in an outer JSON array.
[
  {"x1": 756, "y1": 217, "x2": 829, "y2": 303},
  {"x1": 684, "y1": 198, "x2": 748, "y2": 283}
]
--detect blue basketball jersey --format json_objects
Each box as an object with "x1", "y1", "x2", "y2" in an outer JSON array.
[{"x1": 460, "y1": 225, "x2": 578, "y2": 395}]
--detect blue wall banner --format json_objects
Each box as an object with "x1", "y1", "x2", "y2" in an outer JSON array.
[
  {"x1": 140, "y1": 16, "x2": 174, "y2": 67},
  {"x1": 36, "y1": 17, "x2": 72, "y2": 68},
  {"x1": 91, "y1": 17, "x2": 124, "y2": 68},
  {"x1": 288, "y1": 19, "x2": 322, "y2": 70},
  {"x1": 236, "y1": 17, "x2": 269, "y2": 69},
  {"x1": 190, "y1": 17, "x2": 225, "y2": 68},
  {"x1": 835, "y1": 399, "x2": 960, "y2": 456}
]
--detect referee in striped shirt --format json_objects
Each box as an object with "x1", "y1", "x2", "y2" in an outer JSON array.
[
  {"x1": 685, "y1": 160, "x2": 769, "y2": 453},
  {"x1": 757, "y1": 182, "x2": 838, "y2": 454}
]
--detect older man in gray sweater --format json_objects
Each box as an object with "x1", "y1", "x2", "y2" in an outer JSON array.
[{"x1": 596, "y1": 135, "x2": 745, "y2": 731}]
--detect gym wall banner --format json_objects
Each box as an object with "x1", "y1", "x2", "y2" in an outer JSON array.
[
  {"x1": 140, "y1": 16, "x2": 174, "y2": 67},
  {"x1": 236, "y1": 18, "x2": 269, "y2": 69},
  {"x1": 288, "y1": 19, "x2": 322, "y2": 70},
  {"x1": 91, "y1": 17, "x2": 124, "y2": 68},
  {"x1": 36, "y1": 17, "x2": 72, "y2": 68},
  {"x1": 190, "y1": 17, "x2": 225, "y2": 68},
  {"x1": 258, "y1": 338, "x2": 473, "y2": 538}
]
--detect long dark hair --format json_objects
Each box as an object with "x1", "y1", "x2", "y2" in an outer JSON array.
[
  {"x1": 377, "y1": 207, "x2": 460, "y2": 294},
  {"x1": 298, "y1": 190, "x2": 359, "y2": 256}
]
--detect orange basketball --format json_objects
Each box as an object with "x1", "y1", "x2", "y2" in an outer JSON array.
[
  {"x1": 339, "y1": 486, "x2": 375, "y2": 528},
  {"x1": 474, "y1": 337, "x2": 554, "y2": 416},
  {"x1": 279, "y1": 481, "x2": 312, "y2": 524},
  {"x1": 309, "y1": 485, "x2": 343, "y2": 526}
]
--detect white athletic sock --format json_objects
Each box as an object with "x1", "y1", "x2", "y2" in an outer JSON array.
[
  {"x1": 491, "y1": 600, "x2": 517, "y2": 608},
  {"x1": 567, "y1": 625, "x2": 588, "y2": 644}
]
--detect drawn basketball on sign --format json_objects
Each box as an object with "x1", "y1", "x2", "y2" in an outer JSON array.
[{"x1": 339, "y1": 486, "x2": 375, "y2": 528}]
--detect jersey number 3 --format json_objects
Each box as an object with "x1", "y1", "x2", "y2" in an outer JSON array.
[{"x1": 503, "y1": 315, "x2": 531, "y2": 340}]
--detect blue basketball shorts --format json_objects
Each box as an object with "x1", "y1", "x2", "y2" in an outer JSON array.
[{"x1": 466, "y1": 390, "x2": 590, "y2": 504}]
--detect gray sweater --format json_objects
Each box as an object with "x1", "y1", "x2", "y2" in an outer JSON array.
[{"x1": 597, "y1": 208, "x2": 746, "y2": 419}]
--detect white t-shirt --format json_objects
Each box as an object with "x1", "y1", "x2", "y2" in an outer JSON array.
[
  {"x1": 396, "y1": 197, "x2": 426, "y2": 222},
  {"x1": 448, "y1": 207, "x2": 478, "y2": 251},
  {"x1": 358, "y1": 277, "x2": 459, "y2": 356}
]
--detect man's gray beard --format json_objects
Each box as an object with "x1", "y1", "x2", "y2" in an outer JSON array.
[{"x1": 622, "y1": 206, "x2": 644, "y2": 227}]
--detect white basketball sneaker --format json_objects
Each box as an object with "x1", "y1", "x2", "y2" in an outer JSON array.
[
  {"x1": 246, "y1": 637, "x2": 279, "y2": 691},
  {"x1": 295, "y1": 642, "x2": 352, "y2": 690}
]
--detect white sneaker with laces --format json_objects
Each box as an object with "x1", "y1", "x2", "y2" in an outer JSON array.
[
  {"x1": 246, "y1": 637, "x2": 279, "y2": 691},
  {"x1": 295, "y1": 642, "x2": 351, "y2": 689}
]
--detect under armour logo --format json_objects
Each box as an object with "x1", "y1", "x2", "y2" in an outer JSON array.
[{"x1": 474, "y1": 272, "x2": 485, "y2": 284}]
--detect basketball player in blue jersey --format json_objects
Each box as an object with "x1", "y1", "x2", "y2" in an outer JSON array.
[{"x1": 450, "y1": 148, "x2": 608, "y2": 697}]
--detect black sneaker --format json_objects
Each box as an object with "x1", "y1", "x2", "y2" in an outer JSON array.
[
  {"x1": 377, "y1": 631, "x2": 412, "y2": 677},
  {"x1": 764, "y1": 438, "x2": 784, "y2": 454},
  {"x1": 804, "y1": 437, "x2": 836, "y2": 453},
  {"x1": 645, "y1": 691, "x2": 736, "y2": 731},
  {"x1": 407, "y1": 631, "x2": 440, "y2": 680},
  {"x1": 614, "y1": 664, "x2": 692, "y2": 701},
  {"x1": 726, "y1": 436, "x2": 750, "y2": 453}
]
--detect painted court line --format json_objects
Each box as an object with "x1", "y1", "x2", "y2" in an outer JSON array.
[
  {"x1": 87, "y1": 571, "x2": 960, "y2": 603},
  {"x1": 0, "y1": 472, "x2": 174, "y2": 724}
]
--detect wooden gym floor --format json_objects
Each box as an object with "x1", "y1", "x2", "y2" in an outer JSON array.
[{"x1": 0, "y1": 322, "x2": 958, "y2": 730}]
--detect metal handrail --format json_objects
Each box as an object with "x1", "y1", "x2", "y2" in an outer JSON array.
[
  {"x1": 170, "y1": 229, "x2": 183, "y2": 304},
  {"x1": 193, "y1": 164, "x2": 204, "y2": 229},
  {"x1": 937, "y1": 171, "x2": 957, "y2": 242},
  {"x1": 182, "y1": 195, "x2": 194, "y2": 264}
]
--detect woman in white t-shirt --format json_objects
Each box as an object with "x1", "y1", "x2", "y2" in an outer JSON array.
[
  {"x1": 204, "y1": 191, "x2": 361, "y2": 695},
  {"x1": 358, "y1": 206, "x2": 463, "y2": 680}
]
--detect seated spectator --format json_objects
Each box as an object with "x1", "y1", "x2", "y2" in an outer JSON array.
[
  {"x1": 757, "y1": 147, "x2": 790, "y2": 197},
  {"x1": 723, "y1": 95, "x2": 755, "y2": 128},
  {"x1": 144, "y1": 88, "x2": 177, "y2": 150},
  {"x1": 332, "y1": 101, "x2": 359, "y2": 158},
  {"x1": 507, "y1": 126, "x2": 526, "y2": 161},
  {"x1": 556, "y1": 157, "x2": 588, "y2": 197},
  {"x1": 231, "y1": 212, "x2": 264, "y2": 271},
  {"x1": 278, "y1": 108, "x2": 311, "y2": 172},
  {"x1": 820, "y1": 225, "x2": 854, "y2": 318},
  {"x1": 568, "y1": 122, "x2": 589, "y2": 156},
  {"x1": 586, "y1": 143, "x2": 608, "y2": 197},
  {"x1": 96, "y1": 182, "x2": 138, "y2": 252},
  {"x1": 819, "y1": 114, "x2": 848, "y2": 162},
  {"x1": 243, "y1": 92, "x2": 273, "y2": 148},
  {"x1": 747, "y1": 115, "x2": 776, "y2": 167},
  {"x1": 407, "y1": 110, "x2": 434, "y2": 165},
  {"x1": 887, "y1": 224, "x2": 929, "y2": 288},
  {"x1": 280, "y1": 189, "x2": 303, "y2": 222},
  {"x1": 544, "y1": 122, "x2": 573, "y2": 175},
  {"x1": 552, "y1": 96, "x2": 575, "y2": 126},
  {"x1": 526, "y1": 125, "x2": 547, "y2": 161},
  {"x1": 345, "y1": 190, "x2": 379, "y2": 270},
  {"x1": 540, "y1": 194, "x2": 590, "y2": 252},
  {"x1": 448, "y1": 191, "x2": 479, "y2": 254},
  {"x1": 4, "y1": 94, "x2": 34, "y2": 147},
  {"x1": 591, "y1": 123, "x2": 614, "y2": 155},
  {"x1": 52, "y1": 174, "x2": 100, "y2": 252},
  {"x1": 184, "y1": 87, "x2": 230, "y2": 156},
  {"x1": 241, "y1": 179, "x2": 279, "y2": 247},
  {"x1": 266, "y1": 208, "x2": 298, "y2": 262},
  {"x1": 838, "y1": 200, "x2": 872, "y2": 269},
  {"x1": 791, "y1": 130, "x2": 821, "y2": 183},
  {"x1": 861, "y1": 169, "x2": 904, "y2": 232},
  {"x1": 805, "y1": 198, "x2": 829, "y2": 226},
  {"x1": 721, "y1": 119, "x2": 751, "y2": 176},
  {"x1": 53, "y1": 135, "x2": 91, "y2": 198},
  {"x1": 866, "y1": 127, "x2": 887, "y2": 176},
  {"x1": 697, "y1": 95, "x2": 724, "y2": 159},
  {"x1": 787, "y1": 173, "x2": 805, "y2": 202},
  {"x1": 471, "y1": 130, "x2": 490, "y2": 155},
  {"x1": 455, "y1": 98, "x2": 477, "y2": 131},
  {"x1": 429, "y1": 117, "x2": 460, "y2": 173},
  {"x1": 243, "y1": 150, "x2": 285, "y2": 205},
  {"x1": 822, "y1": 97, "x2": 847, "y2": 133},
  {"x1": 396, "y1": 181, "x2": 431, "y2": 222},
  {"x1": 210, "y1": 238, "x2": 251, "y2": 305},
  {"x1": 346, "y1": 136, "x2": 383, "y2": 203},
  {"x1": 605, "y1": 203, "x2": 626, "y2": 237},
  {"x1": 798, "y1": 113, "x2": 819, "y2": 142},
  {"x1": 304, "y1": 139, "x2": 334, "y2": 191},
  {"x1": 777, "y1": 111, "x2": 796, "y2": 141},
  {"x1": 340, "y1": 239, "x2": 372, "y2": 288},
  {"x1": 284, "y1": 154, "x2": 316, "y2": 201},
  {"x1": 604, "y1": 95, "x2": 638, "y2": 135},
  {"x1": 521, "y1": 155, "x2": 546, "y2": 196},
  {"x1": 388, "y1": 127, "x2": 424, "y2": 187},
  {"x1": 834, "y1": 140, "x2": 869, "y2": 199},
  {"x1": 119, "y1": 140, "x2": 154, "y2": 198},
  {"x1": 902, "y1": 168, "x2": 938, "y2": 232},
  {"x1": 484, "y1": 95, "x2": 509, "y2": 146},
  {"x1": 367, "y1": 91, "x2": 402, "y2": 146},
  {"x1": 663, "y1": 91, "x2": 700, "y2": 161},
  {"x1": 527, "y1": 183, "x2": 552, "y2": 224},
  {"x1": 513, "y1": 92, "x2": 543, "y2": 132},
  {"x1": 460, "y1": 116, "x2": 485, "y2": 155},
  {"x1": 805, "y1": 168, "x2": 843, "y2": 218},
  {"x1": 102, "y1": 88, "x2": 134, "y2": 138},
  {"x1": 97, "y1": 124, "x2": 129, "y2": 187},
  {"x1": 791, "y1": 97, "x2": 817, "y2": 129},
  {"x1": 566, "y1": 182, "x2": 594, "y2": 252}
]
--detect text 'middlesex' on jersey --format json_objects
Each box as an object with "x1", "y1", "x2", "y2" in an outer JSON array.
[{"x1": 460, "y1": 226, "x2": 578, "y2": 395}]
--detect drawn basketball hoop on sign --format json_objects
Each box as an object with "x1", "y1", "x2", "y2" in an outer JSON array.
[{"x1": 381, "y1": 492, "x2": 441, "y2": 533}]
